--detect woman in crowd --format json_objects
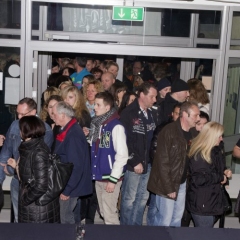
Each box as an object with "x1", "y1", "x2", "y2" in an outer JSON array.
[
  {"x1": 83, "y1": 80, "x2": 104, "y2": 118},
  {"x1": 118, "y1": 91, "x2": 137, "y2": 115},
  {"x1": 40, "y1": 86, "x2": 60, "y2": 111},
  {"x1": 8, "y1": 116, "x2": 60, "y2": 223},
  {"x1": 62, "y1": 67, "x2": 75, "y2": 77},
  {"x1": 195, "y1": 110, "x2": 209, "y2": 132},
  {"x1": 113, "y1": 83, "x2": 127, "y2": 108},
  {"x1": 61, "y1": 85, "x2": 91, "y2": 128},
  {"x1": 188, "y1": 78, "x2": 210, "y2": 115},
  {"x1": 156, "y1": 77, "x2": 171, "y2": 105},
  {"x1": 91, "y1": 67, "x2": 103, "y2": 80},
  {"x1": 82, "y1": 75, "x2": 95, "y2": 89},
  {"x1": 186, "y1": 122, "x2": 232, "y2": 227}
]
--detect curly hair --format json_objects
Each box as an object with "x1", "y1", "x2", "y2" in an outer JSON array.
[
  {"x1": 61, "y1": 85, "x2": 89, "y2": 122},
  {"x1": 83, "y1": 80, "x2": 104, "y2": 101},
  {"x1": 187, "y1": 78, "x2": 210, "y2": 105}
]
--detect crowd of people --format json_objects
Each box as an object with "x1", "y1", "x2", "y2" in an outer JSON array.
[{"x1": 0, "y1": 55, "x2": 237, "y2": 228}]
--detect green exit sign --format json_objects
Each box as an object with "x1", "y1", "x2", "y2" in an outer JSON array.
[{"x1": 112, "y1": 6, "x2": 144, "y2": 21}]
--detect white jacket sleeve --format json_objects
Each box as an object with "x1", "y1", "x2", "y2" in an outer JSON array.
[{"x1": 109, "y1": 124, "x2": 128, "y2": 183}]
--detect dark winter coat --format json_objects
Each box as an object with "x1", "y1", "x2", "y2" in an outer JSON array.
[
  {"x1": 18, "y1": 137, "x2": 60, "y2": 223},
  {"x1": 186, "y1": 146, "x2": 226, "y2": 216},
  {"x1": 120, "y1": 98, "x2": 156, "y2": 174}
]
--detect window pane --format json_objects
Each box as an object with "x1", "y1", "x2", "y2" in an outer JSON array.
[
  {"x1": 0, "y1": 0, "x2": 21, "y2": 39},
  {"x1": 0, "y1": 47, "x2": 20, "y2": 134},
  {"x1": 230, "y1": 12, "x2": 240, "y2": 50}
]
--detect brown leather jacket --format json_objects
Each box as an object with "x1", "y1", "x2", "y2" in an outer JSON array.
[{"x1": 147, "y1": 119, "x2": 197, "y2": 199}]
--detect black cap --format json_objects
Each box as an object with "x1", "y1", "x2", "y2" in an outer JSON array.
[{"x1": 171, "y1": 79, "x2": 189, "y2": 93}]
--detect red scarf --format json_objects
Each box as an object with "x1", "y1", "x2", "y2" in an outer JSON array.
[{"x1": 56, "y1": 118, "x2": 77, "y2": 142}]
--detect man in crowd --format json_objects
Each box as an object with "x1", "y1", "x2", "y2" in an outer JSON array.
[
  {"x1": 70, "y1": 57, "x2": 91, "y2": 89},
  {"x1": 86, "y1": 58, "x2": 96, "y2": 72},
  {"x1": 147, "y1": 101, "x2": 200, "y2": 227},
  {"x1": 158, "y1": 78, "x2": 189, "y2": 125},
  {"x1": 0, "y1": 98, "x2": 53, "y2": 222},
  {"x1": 88, "y1": 92, "x2": 128, "y2": 224},
  {"x1": 120, "y1": 82, "x2": 157, "y2": 225},
  {"x1": 101, "y1": 72, "x2": 115, "y2": 92},
  {"x1": 52, "y1": 101, "x2": 92, "y2": 224}
]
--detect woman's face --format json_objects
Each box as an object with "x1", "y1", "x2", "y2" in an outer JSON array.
[
  {"x1": 127, "y1": 94, "x2": 136, "y2": 105},
  {"x1": 93, "y1": 71, "x2": 102, "y2": 80},
  {"x1": 87, "y1": 84, "x2": 98, "y2": 102},
  {"x1": 47, "y1": 99, "x2": 58, "y2": 119},
  {"x1": 195, "y1": 117, "x2": 208, "y2": 132},
  {"x1": 117, "y1": 90, "x2": 126, "y2": 102},
  {"x1": 159, "y1": 86, "x2": 171, "y2": 98},
  {"x1": 62, "y1": 68, "x2": 69, "y2": 76},
  {"x1": 64, "y1": 91, "x2": 76, "y2": 107},
  {"x1": 215, "y1": 135, "x2": 223, "y2": 146}
]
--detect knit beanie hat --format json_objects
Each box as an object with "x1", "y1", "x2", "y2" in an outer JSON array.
[
  {"x1": 157, "y1": 78, "x2": 171, "y2": 91},
  {"x1": 171, "y1": 79, "x2": 189, "y2": 93}
]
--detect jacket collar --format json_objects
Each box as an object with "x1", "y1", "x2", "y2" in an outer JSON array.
[{"x1": 56, "y1": 118, "x2": 77, "y2": 142}]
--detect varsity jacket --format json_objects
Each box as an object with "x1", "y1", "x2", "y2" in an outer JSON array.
[{"x1": 91, "y1": 112, "x2": 128, "y2": 184}]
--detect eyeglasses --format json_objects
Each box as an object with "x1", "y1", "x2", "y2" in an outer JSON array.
[{"x1": 16, "y1": 108, "x2": 34, "y2": 117}]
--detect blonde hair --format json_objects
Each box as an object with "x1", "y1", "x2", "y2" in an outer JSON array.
[
  {"x1": 83, "y1": 80, "x2": 104, "y2": 101},
  {"x1": 58, "y1": 80, "x2": 73, "y2": 90},
  {"x1": 40, "y1": 87, "x2": 60, "y2": 121},
  {"x1": 61, "y1": 85, "x2": 89, "y2": 121},
  {"x1": 188, "y1": 121, "x2": 224, "y2": 163}
]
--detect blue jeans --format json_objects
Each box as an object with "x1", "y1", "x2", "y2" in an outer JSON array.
[
  {"x1": 147, "y1": 193, "x2": 157, "y2": 226},
  {"x1": 154, "y1": 181, "x2": 186, "y2": 227},
  {"x1": 11, "y1": 177, "x2": 19, "y2": 223},
  {"x1": 120, "y1": 166, "x2": 150, "y2": 225},
  {"x1": 60, "y1": 197, "x2": 78, "y2": 224},
  {"x1": 191, "y1": 213, "x2": 214, "y2": 228}
]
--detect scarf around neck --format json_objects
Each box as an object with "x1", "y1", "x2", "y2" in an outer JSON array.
[{"x1": 89, "y1": 108, "x2": 116, "y2": 143}]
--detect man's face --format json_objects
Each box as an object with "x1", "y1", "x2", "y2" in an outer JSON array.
[
  {"x1": 52, "y1": 105, "x2": 64, "y2": 127},
  {"x1": 108, "y1": 65, "x2": 118, "y2": 78},
  {"x1": 133, "y1": 62, "x2": 143, "y2": 75},
  {"x1": 139, "y1": 87, "x2": 157, "y2": 109},
  {"x1": 16, "y1": 103, "x2": 36, "y2": 119},
  {"x1": 195, "y1": 117, "x2": 208, "y2": 132},
  {"x1": 86, "y1": 60, "x2": 95, "y2": 72},
  {"x1": 172, "y1": 107, "x2": 180, "y2": 121},
  {"x1": 101, "y1": 74, "x2": 115, "y2": 91},
  {"x1": 176, "y1": 90, "x2": 189, "y2": 103},
  {"x1": 186, "y1": 106, "x2": 200, "y2": 128},
  {"x1": 94, "y1": 98, "x2": 110, "y2": 116}
]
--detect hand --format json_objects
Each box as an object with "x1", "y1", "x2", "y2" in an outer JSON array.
[
  {"x1": 7, "y1": 158, "x2": 17, "y2": 169},
  {"x1": 224, "y1": 169, "x2": 232, "y2": 178},
  {"x1": 134, "y1": 163, "x2": 143, "y2": 174},
  {"x1": 221, "y1": 175, "x2": 227, "y2": 185},
  {"x1": 105, "y1": 182, "x2": 116, "y2": 193},
  {"x1": 82, "y1": 127, "x2": 90, "y2": 136},
  {"x1": 167, "y1": 192, "x2": 176, "y2": 199},
  {"x1": 0, "y1": 163, "x2": 10, "y2": 175},
  {"x1": 0, "y1": 135, "x2": 5, "y2": 147},
  {"x1": 60, "y1": 194, "x2": 70, "y2": 201}
]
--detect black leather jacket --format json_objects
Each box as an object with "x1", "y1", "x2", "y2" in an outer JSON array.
[
  {"x1": 18, "y1": 137, "x2": 60, "y2": 223},
  {"x1": 186, "y1": 146, "x2": 226, "y2": 216}
]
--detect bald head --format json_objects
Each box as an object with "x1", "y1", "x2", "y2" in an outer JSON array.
[{"x1": 101, "y1": 72, "x2": 115, "y2": 91}]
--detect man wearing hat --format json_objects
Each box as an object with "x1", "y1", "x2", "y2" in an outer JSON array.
[
  {"x1": 156, "y1": 78, "x2": 171, "y2": 105},
  {"x1": 158, "y1": 79, "x2": 189, "y2": 125}
]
